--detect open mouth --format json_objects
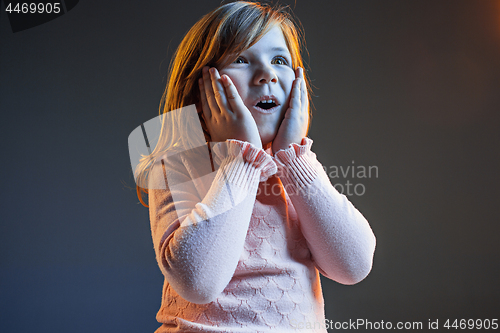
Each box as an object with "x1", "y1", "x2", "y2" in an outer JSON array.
[{"x1": 255, "y1": 99, "x2": 278, "y2": 110}]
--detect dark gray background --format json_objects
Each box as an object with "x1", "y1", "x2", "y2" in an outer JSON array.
[{"x1": 1, "y1": 0, "x2": 499, "y2": 332}]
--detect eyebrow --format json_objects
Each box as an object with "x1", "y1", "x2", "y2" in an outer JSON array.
[{"x1": 270, "y1": 47, "x2": 290, "y2": 53}]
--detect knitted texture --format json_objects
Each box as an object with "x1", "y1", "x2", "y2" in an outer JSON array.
[{"x1": 148, "y1": 138, "x2": 376, "y2": 332}]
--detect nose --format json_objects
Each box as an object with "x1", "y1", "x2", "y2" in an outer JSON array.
[{"x1": 253, "y1": 63, "x2": 278, "y2": 85}]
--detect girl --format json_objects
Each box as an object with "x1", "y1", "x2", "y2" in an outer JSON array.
[{"x1": 134, "y1": 1, "x2": 376, "y2": 332}]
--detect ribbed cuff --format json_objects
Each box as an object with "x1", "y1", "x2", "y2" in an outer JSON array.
[
  {"x1": 273, "y1": 137, "x2": 319, "y2": 192},
  {"x1": 212, "y1": 140, "x2": 277, "y2": 185}
]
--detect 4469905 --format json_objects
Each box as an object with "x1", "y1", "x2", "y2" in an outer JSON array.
[{"x1": 444, "y1": 319, "x2": 498, "y2": 330}]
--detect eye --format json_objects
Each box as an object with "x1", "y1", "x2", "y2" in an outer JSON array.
[
  {"x1": 233, "y1": 56, "x2": 246, "y2": 64},
  {"x1": 272, "y1": 56, "x2": 289, "y2": 66}
]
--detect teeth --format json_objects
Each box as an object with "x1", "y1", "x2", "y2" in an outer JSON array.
[{"x1": 262, "y1": 100, "x2": 273, "y2": 103}]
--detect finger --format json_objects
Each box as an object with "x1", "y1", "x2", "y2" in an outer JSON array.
[
  {"x1": 220, "y1": 75, "x2": 246, "y2": 117},
  {"x1": 198, "y1": 77, "x2": 211, "y2": 120},
  {"x1": 203, "y1": 66, "x2": 221, "y2": 115},
  {"x1": 299, "y1": 67, "x2": 309, "y2": 111},
  {"x1": 286, "y1": 77, "x2": 301, "y2": 119},
  {"x1": 299, "y1": 68, "x2": 309, "y2": 129},
  {"x1": 209, "y1": 67, "x2": 231, "y2": 115}
]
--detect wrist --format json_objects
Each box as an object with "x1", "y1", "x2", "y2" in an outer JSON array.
[{"x1": 272, "y1": 138, "x2": 302, "y2": 155}]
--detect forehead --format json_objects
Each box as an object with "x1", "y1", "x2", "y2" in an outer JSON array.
[{"x1": 246, "y1": 26, "x2": 290, "y2": 54}]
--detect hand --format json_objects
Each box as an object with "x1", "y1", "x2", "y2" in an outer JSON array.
[
  {"x1": 272, "y1": 67, "x2": 309, "y2": 154},
  {"x1": 198, "y1": 67, "x2": 262, "y2": 149}
]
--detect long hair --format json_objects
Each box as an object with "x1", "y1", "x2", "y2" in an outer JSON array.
[{"x1": 135, "y1": 1, "x2": 311, "y2": 207}]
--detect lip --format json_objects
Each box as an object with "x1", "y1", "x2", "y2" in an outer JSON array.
[
  {"x1": 250, "y1": 95, "x2": 281, "y2": 114},
  {"x1": 251, "y1": 104, "x2": 281, "y2": 114}
]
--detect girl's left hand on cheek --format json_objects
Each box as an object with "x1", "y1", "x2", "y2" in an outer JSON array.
[{"x1": 272, "y1": 67, "x2": 309, "y2": 155}]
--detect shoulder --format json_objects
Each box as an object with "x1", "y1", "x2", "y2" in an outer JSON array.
[{"x1": 149, "y1": 144, "x2": 214, "y2": 190}]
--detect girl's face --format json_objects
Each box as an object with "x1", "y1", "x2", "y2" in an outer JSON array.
[{"x1": 219, "y1": 26, "x2": 296, "y2": 148}]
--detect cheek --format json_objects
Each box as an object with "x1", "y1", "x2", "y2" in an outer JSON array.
[
  {"x1": 282, "y1": 83, "x2": 294, "y2": 104},
  {"x1": 220, "y1": 71, "x2": 246, "y2": 97},
  {"x1": 230, "y1": 78, "x2": 245, "y2": 96},
  {"x1": 281, "y1": 73, "x2": 296, "y2": 97}
]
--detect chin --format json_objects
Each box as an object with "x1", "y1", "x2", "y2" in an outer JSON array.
[{"x1": 259, "y1": 131, "x2": 278, "y2": 149}]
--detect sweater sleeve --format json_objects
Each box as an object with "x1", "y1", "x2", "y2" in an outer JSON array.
[
  {"x1": 148, "y1": 140, "x2": 276, "y2": 304},
  {"x1": 274, "y1": 137, "x2": 376, "y2": 285}
]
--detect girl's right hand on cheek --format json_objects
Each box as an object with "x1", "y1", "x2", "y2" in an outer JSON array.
[{"x1": 199, "y1": 66, "x2": 262, "y2": 149}]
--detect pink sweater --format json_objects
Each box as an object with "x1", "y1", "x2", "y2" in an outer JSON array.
[{"x1": 148, "y1": 138, "x2": 376, "y2": 332}]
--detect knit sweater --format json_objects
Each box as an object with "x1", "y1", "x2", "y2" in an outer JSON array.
[{"x1": 148, "y1": 137, "x2": 376, "y2": 332}]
